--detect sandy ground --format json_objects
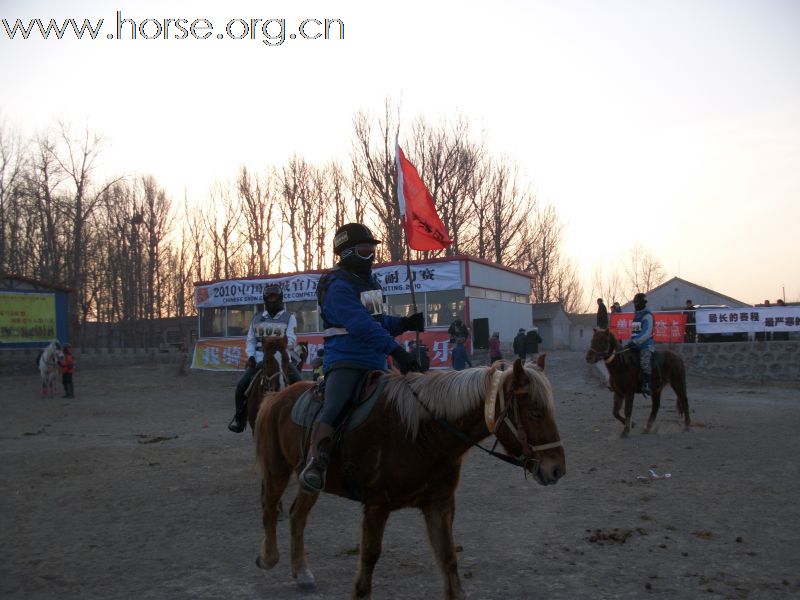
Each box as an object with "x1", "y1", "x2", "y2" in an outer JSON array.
[{"x1": 1, "y1": 351, "x2": 799, "y2": 600}]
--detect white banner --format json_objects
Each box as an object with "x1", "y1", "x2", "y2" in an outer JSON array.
[
  {"x1": 194, "y1": 261, "x2": 463, "y2": 308},
  {"x1": 696, "y1": 307, "x2": 799, "y2": 333}
]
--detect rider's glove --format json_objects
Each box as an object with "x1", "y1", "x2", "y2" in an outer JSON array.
[
  {"x1": 400, "y1": 312, "x2": 425, "y2": 332},
  {"x1": 389, "y1": 347, "x2": 422, "y2": 375}
]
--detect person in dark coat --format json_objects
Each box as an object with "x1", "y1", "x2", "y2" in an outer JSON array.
[
  {"x1": 447, "y1": 319, "x2": 468, "y2": 343},
  {"x1": 512, "y1": 328, "x2": 527, "y2": 362},
  {"x1": 526, "y1": 328, "x2": 543, "y2": 356},
  {"x1": 451, "y1": 338, "x2": 472, "y2": 370},
  {"x1": 596, "y1": 298, "x2": 609, "y2": 329}
]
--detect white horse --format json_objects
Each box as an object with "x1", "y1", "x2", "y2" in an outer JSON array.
[{"x1": 39, "y1": 340, "x2": 63, "y2": 398}]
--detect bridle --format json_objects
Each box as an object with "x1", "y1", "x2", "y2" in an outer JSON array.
[
  {"x1": 587, "y1": 332, "x2": 631, "y2": 365},
  {"x1": 405, "y1": 368, "x2": 562, "y2": 475},
  {"x1": 261, "y1": 350, "x2": 288, "y2": 391},
  {"x1": 483, "y1": 370, "x2": 563, "y2": 474}
]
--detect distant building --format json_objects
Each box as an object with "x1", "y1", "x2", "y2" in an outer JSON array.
[
  {"x1": 0, "y1": 273, "x2": 71, "y2": 349},
  {"x1": 532, "y1": 302, "x2": 572, "y2": 350},
  {"x1": 620, "y1": 277, "x2": 751, "y2": 311}
]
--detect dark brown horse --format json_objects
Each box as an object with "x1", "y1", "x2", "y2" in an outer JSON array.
[
  {"x1": 254, "y1": 357, "x2": 565, "y2": 599},
  {"x1": 586, "y1": 328, "x2": 690, "y2": 436},
  {"x1": 245, "y1": 336, "x2": 291, "y2": 432}
]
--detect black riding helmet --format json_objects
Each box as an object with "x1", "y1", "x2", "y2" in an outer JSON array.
[
  {"x1": 263, "y1": 283, "x2": 284, "y2": 316},
  {"x1": 633, "y1": 292, "x2": 647, "y2": 311},
  {"x1": 333, "y1": 223, "x2": 381, "y2": 256}
]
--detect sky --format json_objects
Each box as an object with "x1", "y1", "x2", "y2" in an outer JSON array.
[{"x1": 2, "y1": 0, "x2": 799, "y2": 305}]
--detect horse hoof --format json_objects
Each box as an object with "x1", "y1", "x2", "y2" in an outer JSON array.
[
  {"x1": 256, "y1": 554, "x2": 279, "y2": 570},
  {"x1": 295, "y1": 569, "x2": 316, "y2": 591}
]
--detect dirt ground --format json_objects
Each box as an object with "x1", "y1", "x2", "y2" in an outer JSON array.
[{"x1": 2, "y1": 351, "x2": 799, "y2": 600}]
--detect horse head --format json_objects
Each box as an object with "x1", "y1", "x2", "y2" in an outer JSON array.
[
  {"x1": 260, "y1": 335, "x2": 290, "y2": 392},
  {"x1": 585, "y1": 328, "x2": 619, "y2": 364},
  {"x1": 490, "y1": 359, "x2": 566, "y2": 486}
]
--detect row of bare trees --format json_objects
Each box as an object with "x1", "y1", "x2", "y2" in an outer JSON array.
[{"x1": 2, "y1": 102, "x2": 643, "y2": 344}]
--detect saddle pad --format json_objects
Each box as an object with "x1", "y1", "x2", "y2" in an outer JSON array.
[{"x1": 290, "y1": 375, "x2": 388, "y2": 432}]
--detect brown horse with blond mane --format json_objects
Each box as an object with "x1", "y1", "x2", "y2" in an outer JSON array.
[
  {"x1": 244, "y1": 336, "x2": 291, "y2": 432},
  {"x1": 253, "y1": 356, "x2": 565, "y2": 600},
  {"x1": 586, "y1": 328, "x2": 691, "y2": 436}
]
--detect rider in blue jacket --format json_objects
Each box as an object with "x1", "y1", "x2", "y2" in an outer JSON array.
[
  {"x1": 298, "y1": 222, "x2": 423, "y2": 493},
  {"x1": 626, "y1": 292, "x2": 654, "y2": 395}
]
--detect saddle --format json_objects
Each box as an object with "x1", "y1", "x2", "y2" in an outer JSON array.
[{"x1": 290, "y1": 369, "x2": 387, "y2": 432}]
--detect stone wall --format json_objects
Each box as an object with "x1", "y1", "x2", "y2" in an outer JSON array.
[
  {"x1": 662, "y1": 341, "x2": 800, "y2": 382},
  {"x1": 0, "y1": 347, "x2": 189, "y2": 376}
]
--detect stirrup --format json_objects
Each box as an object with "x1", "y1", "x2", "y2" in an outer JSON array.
[{"x1": 299, "y1": 458, "x2": 326, "y2": 494}]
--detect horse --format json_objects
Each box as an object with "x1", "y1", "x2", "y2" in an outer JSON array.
[
  {"x1": 245, "y1": 335, "x2": 291, "y2": 432},
  {"x1": 38, "y1": 340, "x2": 63, "y2": 398},
  {"x1": 254, "y1": 356, "x2": 565, "y2": 599},
  {"x1": 585, "y1": 328, "x2": 690, "y2": 437}
]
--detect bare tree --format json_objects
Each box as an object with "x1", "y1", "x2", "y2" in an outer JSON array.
[
  {"x1": 351, "y1": 101, "x2": 403, "y2": 261},
  {"x1": 204, "y1": 183, "x2": 243, "y2": 281},
  {"x1": 0, "y1": 121, "x2": 27, "y2": 274},
  {"x1": 237, "y1": 166, "x2": 276, "y2": 276},
  {"x1": 625, "y1": 242, "x2": 666, "y2": 296},
  {"x1": 590, "y1": 267, "x2": 626, "y2": 310}
]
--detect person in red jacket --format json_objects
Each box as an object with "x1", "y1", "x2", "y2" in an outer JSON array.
[{"x1": 59, "y1": 344, "x2": 75, "y2": 398}]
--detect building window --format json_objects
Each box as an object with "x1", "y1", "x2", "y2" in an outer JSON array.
[
  {"x1": 200, "y1": 308, "x2": 225, "y2": 338},
  {"x1": 226, "y1": 306, "x2": 255, "y2": 337},
  {"x1": 426, "y1": 289, "x2": 465, "y2": 327},
  {"x1": 287, "y1": 300, "x2": 319, "y2": 333},
  {"x1": 387, "y1": 293, "x2": 415, "y2": 319}
]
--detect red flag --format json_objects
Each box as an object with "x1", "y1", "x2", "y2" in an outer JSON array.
[{"x1": 396, "y1": 144, "x2": 452, "y2": 251}]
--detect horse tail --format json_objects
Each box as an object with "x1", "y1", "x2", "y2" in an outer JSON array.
[{"x1": 670, "y1": 352, "x2": 690, "y2": 417}]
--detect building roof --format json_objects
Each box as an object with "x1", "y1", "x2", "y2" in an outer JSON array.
[
  {"x1": 1, "y1": 273, "x2": 72, "y2": 293},
  {"x1": 621, "y1": 276, "x2": 750, "y2": 310},
  {"x1": 532, "y1": 302, "x2": 567, "y2": 320}
]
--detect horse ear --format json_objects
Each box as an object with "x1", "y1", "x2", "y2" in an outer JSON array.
[
  {"x1": 512, "y1": 358, "x2": 527, "y2": 385},
  {"x1": 537, "y1": 353, "x2": 546, "y2": 371}
]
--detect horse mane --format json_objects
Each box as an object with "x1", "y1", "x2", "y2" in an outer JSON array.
[{"x1": 382, "y1": 363, "x2": 555, "y2": 440}]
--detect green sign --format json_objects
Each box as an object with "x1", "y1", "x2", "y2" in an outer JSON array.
[{"x1": 0, "y1": 292, "x2": 56, "y2": 343}]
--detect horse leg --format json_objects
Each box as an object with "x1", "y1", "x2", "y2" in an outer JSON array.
[
  {"x1": 289, "y1": 489, "x2": 319, "y2": 590},
  {"x1": 671, "y1": 378, "x2": 692, "y2": 431},
  {"x1": 353, "y1": 504, "x2": 390, "y2": 600},
  {"x1": 256, "y1": 465, "x2": 291, "y2": 571},
  {"x1": 612, "y1": 392, "x2": 625, "y2": 426},
  {"x1": 622, "y1": 393, "x2": 635, "y2": 438},
  {"x1": 645, "y1": 388, "x2": 661, "y2": 433},
  {"x1": 422, "y1": 497, "x2": 465, "y2": 600}
]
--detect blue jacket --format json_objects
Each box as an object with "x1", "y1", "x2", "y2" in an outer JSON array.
[
  {"x1": 452, "y1": 343, "x2": 472, "y2": 370},
  {"x1": 319, "y1": 267, "x2": 405, "y2": 371},
  {"x1": 630, "y1": 308, "x2": 654, "y2": 350}
]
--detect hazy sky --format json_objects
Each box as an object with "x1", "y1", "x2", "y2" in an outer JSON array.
[{"x1": 2, "y1": 0, "x2": 799, "y2": 305}]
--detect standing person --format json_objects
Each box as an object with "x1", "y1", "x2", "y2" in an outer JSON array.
[
  {"x1": 526, "y1": 327, "x2": 543, "y2": 358},
  {"x1": 451, "y1": 337, "x2": 472, "y2": 370},
  {"x1": 59, "y1": 343, "x2": 74, "y2": 398},
  {"x1": 298, "y1": 223, "x2": 423, "y2": 494},
  {"x1": 447, "y1": 318, "x2": 468, "y2": 344},
  {"x1": 626, "y1": 292, "x2": 654, "y2": 395},
  {"x1": 488, "y1": 332, "x2": 502, "y2": 364},
  {"x1": 683, "y1": 299, "x2": 696, "y2": 343},
  {"x1": 596, "y1": 298, "x2": 609, "y2": 329},
  {"x1": 228, "y1": 283, "x2": 301, "y2": 433},
  {"x1": 513, "y1": 328, "x2": 527, "y2": 362},
  {"x1": 611, "y1": 302, "x2": 622, "y2": 313}
]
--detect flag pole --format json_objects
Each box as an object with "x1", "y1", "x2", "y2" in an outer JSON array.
[{"x1": 397, "y1": 137, "x2": 421, "y2": 362}]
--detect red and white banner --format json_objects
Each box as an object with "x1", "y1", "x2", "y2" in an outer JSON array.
[
  {"x1": 610, "y1": 313, "x2": 686, "y2": 343},
  {"x1": 192, "y1": 330, "x2": 454, "y2": 371}
]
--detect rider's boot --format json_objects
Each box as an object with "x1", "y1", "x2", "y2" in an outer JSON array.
[
  {"x1": 228, "y1": 392, "x2": 246, "y2": 433},
  {"x1": 298, "y1": 421, "x2": 335, "y2": 494},
  {"x1": 641, "y1": 371, "x2": 652, "y2": 397}
]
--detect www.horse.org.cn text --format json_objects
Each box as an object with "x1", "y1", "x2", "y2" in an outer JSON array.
[{"x1": 2, "y1": 11, "x2": 346, "y2": 46}]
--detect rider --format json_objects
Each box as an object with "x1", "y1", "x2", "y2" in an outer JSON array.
[
  {"x1": 626, "y1": 292, "x2": 654, "y2": 395},
  {"x1": 298, "y1": 222, "x2": 424, "y2": 493},
  {"x1": 228, "y1": 283, "x2": 301, "y2": 433}
]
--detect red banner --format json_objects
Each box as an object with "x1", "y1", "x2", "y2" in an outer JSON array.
[{"x1": 610, "y1": 312, "x2": 686, "y2": 343}]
